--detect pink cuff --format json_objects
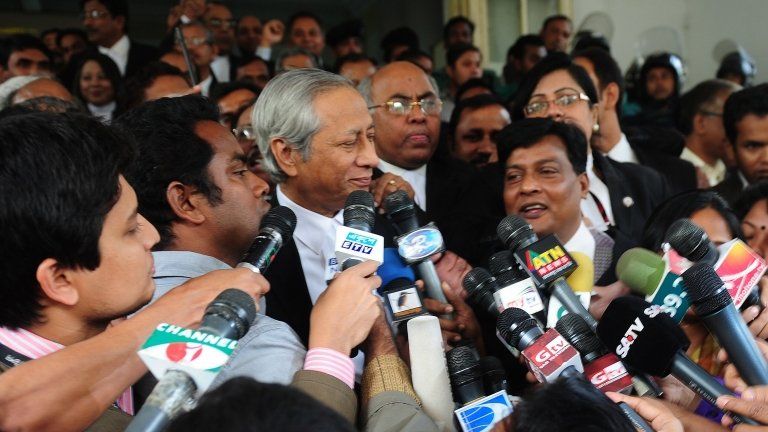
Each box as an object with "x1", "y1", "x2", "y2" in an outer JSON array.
[{"x1": 303, "y1": 347, "x2": 355, "y2": 389}]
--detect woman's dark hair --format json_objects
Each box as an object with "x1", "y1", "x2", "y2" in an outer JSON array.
[
  {"x1": 72, "y1": 52, "x2": 123, "y2": 110},
  {"x1": 641, "y1": 190, "x2": 741, "y2": 252},
  {"x1": 511, "y1": 52, "x2": 598, "y2": 121},
  {"x1": 734, "y1": 181, "x2": 768, "y2": 220}
]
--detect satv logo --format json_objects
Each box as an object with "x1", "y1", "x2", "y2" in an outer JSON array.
[
  {"x1": 616, "y1": 317, "x2": 644, "y2": 358},
  {"x1": 534, "y1": 335, "x2": 569, "y2": 363}
]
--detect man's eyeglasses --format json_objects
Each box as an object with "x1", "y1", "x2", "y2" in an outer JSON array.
[
  {"x1": 233, "y1": 125, "x2": 256, "y2": 142},
  {"x1": 524, "y1": 93, "x2": 591, "y2": 117},
  {"x1": 368, "y1": 97, "x2": 443, "y2": 116},
  {"x1": 81, "y1": 10, "x2": 110, "y2": 20},
  {"x1": 177, "y1": 37, "x2": 210, "y2": 48},
  {"x1": 207, "y1": 18, "x2": 237, "y2": 29},
  {"x1": 699, "y1": 109, "x2": 723, "y2": 117}
]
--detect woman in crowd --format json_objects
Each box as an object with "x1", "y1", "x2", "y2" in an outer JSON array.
[{"x1": 72, "y1": 53, "x2": 122, "y2": 122}]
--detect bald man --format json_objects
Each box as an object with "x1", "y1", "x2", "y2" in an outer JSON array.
[{"x1": 11, "y1": 77, "x2": 74, "y2": 106}]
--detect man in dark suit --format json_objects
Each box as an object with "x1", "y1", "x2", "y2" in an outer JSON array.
[
  {"x1": 572, "y1": 48, "x2": 701, "y2": 195},
  {"x1": 203, "y1": 2, "x2": 240, "y2": 83},
  {"x1": 713, "y1": 84, "x2": 768, "y2": 204},
  {"x1": 80, "y1": 0, "x2": 158, "y2": 79}
]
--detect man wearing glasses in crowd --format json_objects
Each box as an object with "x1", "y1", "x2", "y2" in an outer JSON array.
[
  {"x1": 176, "y1": 21, "x2": 218, "y2": 96},
  {"x1": 203, "y1": 1, "x2": 239, "y2": 83}
]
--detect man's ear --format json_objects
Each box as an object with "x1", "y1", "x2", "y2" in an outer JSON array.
[
  {"x1": 166, "y1": 181, "x2": 206, "y2": 224},
  {"x1": 578, "y1": 172, "x2": 590, "y2": 199},
  {"x1": 36, "y1": 258, "x2": 79, "y2": 307},
  {"x1": 114, "y1": 15, "x2": 126, "y2": 35},
  {"x1": 692, "y1": 112, "x2": 708, "y2": 135},
  {"x1": 270, "y1": 138, "x2": 299, "y2": 178},
  {"x1": 602, "y1": 82, "x2": 621, "y2": 111}
]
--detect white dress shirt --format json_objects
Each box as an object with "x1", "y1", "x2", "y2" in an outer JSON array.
[
  {"x1": 605, "y1": 133, "x2": 639, "y2": 165},
  {"x1": 680, "y1": 147, "x2": 726, "y2": 187},
  {"x1": 210, "y1": 55, "x2": 231, "y2": 83},
  {"x1": 199, "y1": 74, "x2": 214, "y2": 97},
  {"x1": 377, "y1": 159, "x2": 428, "y2": 211},
  {"x1": 563, "y1": 221, "x2": 596, "y2": 262},
  {"x1": 88, "y1": 101, "x2": 115, "y2": 123},
  {"x1": 98, "y1": 34, "x2": 130, "y2": 76},
  {"x1": 581, "y1": 152, "x2": 614, "y2": 232}
]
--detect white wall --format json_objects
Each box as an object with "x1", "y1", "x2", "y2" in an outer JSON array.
[{"x1": 572, "y1": 0, "x2": 767, "y2": 90}]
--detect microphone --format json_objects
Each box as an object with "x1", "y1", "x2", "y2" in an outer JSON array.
[
  {"x1": 446, "y1": 345, "x2": 485, "y2": 405},
  {"x1": 555, "y1": 314, "x2": 633, "y2": 394},
  {"x1": 383, "y1": 191, "x2": 449, "y2": 306},
  {"x1": 497, "y1": 215, "x2": 597, "y2": 330},
  {"x1": 129, "y1": 289, "x2": 258, "y2": 432},
  {"x1": 479, "y1": 356, "x2": 508, "y2": 395},
  {"x1": 462, "y1": 267, "x2": 502, "y2": 318},
  {"x1": 666, "y1": 219, "x2": 766, "y2": 310},
  {"x1": 335, "y1": 191, "x2": 384, "y2": 270},
  {"x1": 496, "y1": 308, "x2": 583, "y2": 383},
  {"x1": 681, "y1": 263, "x2": 768, "y2": 386},
  {"x1": 596, "y1": 296, "x2": 759, "y2": 425},
  {"x1": 407, "y1": 315, "x2": 456, "y2": 431},
  {"x1": 378, "y1": 248, "x2": 428, "y2": 324},
  {"x1": 546, "y1": 251, "x2": 593, "y2": 328},
  {"x1": 616, "y1": 248, "x2": 690, "y2": 323},
  {"x1": 488, "y1": 250, "x2": 547, "y2": 324},
  {"x1": 237, "y1": 206, "x2": 297, "y2": 274}
]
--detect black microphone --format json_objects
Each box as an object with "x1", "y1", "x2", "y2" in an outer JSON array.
[
  {"x1": 383, "y1": 190, "x2": 449, "y2": 305},
  {"x1": 479, "y1": 356, "x2": 508, "y2": 395},
  {"x1": 462, "y1": 267, "x2": 500, "y2": 317},
  {"x1": 665, "y1": 218, "x2": 720, "y2": 266},
  {"x1": 488, "y1": 250, "x2": 547, "y2": 324},
  {"x1": 596, "y1": 296, "x2": 760, "y2": 425},
  {"x1": 446, "y1": 345, "x2": 485, "y2": 405},
  {"x1": 341, "y1": 190, "x2": 376, "y2": 270},
  {"x1": 127, "y1": 289, "x2": 258, "y2": 432},
  {"x1": 238, "y1": 206, "x2": 297, "y2": 273},
  {"x1": 681, "y1": 263, "x2": 768, "y2": 385},
  {"x1": 496, "y1": 215, "x2": 596, "y2": 329}
]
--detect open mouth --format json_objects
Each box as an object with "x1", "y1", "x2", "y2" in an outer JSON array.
[{"x1": 519, "y1": 203, "x2": 547, "y2": 219}]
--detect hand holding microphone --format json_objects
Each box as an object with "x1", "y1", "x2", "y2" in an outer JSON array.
[
  {"x1": 717, "y1": 386, "x2": 768, "y2": 430},
  {"x1": 606, "y1": 393, "x2": 684, "y2": 432}
]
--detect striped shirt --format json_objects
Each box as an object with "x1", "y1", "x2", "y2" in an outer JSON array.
[
  {"x1": 0, "y1": 326, "x2": 134, "y2": 415},
  {"x1": 303, "y1": 347, "x2": 355, "y2": 389}
]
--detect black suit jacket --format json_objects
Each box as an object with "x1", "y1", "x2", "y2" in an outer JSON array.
[
  {"x1": 711, "y1": 169, "x2": 745, "y2": 205},
  {"x1": 592, "y1": 150, "x2": 670, "y2": 243},
  {"x1": 124, "y1": 39, "x2": 159, "y2": 79},
  {"x1": 628, "y1": 141, "x2": 698, "y2": 195},
  {"x1": 263, "y1": 195, "x2": 399, "y2": 346}
]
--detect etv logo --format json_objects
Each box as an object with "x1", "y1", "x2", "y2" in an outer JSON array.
[
  {"x1": 341, "y1": 232, "x2": 377, "y2": 255},
  {"x1": 616, "y1": 318, "x2": 644, "y2": 358},
  {"x1": 533, "y1": 335, "x2": 569, "y2": 363}
]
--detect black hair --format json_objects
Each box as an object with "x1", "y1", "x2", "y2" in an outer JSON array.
[
  {"x1": 237, "y1": 54, "x2": 273, "y2": 77},
  {"x1": 0, "y1": 112, "x2": 133, "y2": 328},
  {"x1": 572, "y1": 47, "x2": 624, "y2": 116},
  {"x1": 168, "y1": 377, "x2": 354, "y2": 432},
  {"x1": 497, "y1": 117, "x2": 587, "y2": 175},
  {"x1": 638, "y1": 53, "x2": 682, "y2": 103},
  {"x1": 72, "y1": 52, "x2": 123, "y2": 108},
  {"x1": 511, "y1": 52, "x2": 598, "y2": 121},
  {"x1": 455, "y1": 77, "x2": 493, "y2": 101},
  {"x1": 446, "y1": 42, "x2": 480, "y2": 68},
  {"x1": 394, "y1": 48, "x2": 431, "y2": 63},
  {"x1": 513, "y1": 372, "x2": 635, "y2": 432},
  {"x1": 121, "y1": 62, "x2": 188, "y2": 111},
  {"x1": 380, "y1": 27, "x2": 420, "y2": 63},
  {"x1": 641, "y1": 190, "x2": 740, "y2": 252},
  {"x1": 332, "y1": 53, "x2": 377, "y2": 74},
  {"x1": 734, "y1": 181, "x2": 768, "y2": 220},
  {"x1": 325, "y1": 19, "x2": 364, "y2": 48},
  {"x1": 448, "y1": 93, "x2": 506, "y2": 148},
  {"x1": 287, "y1": 11, "x2": 323, "y2": 33},
  {"x1": 508, "y1": 35, "x2": 545, "y2": 61},
  {"x1": 723, "y1": 84, "x2": 768, "y2": 146},
  {"x1": 115, "y1": 95, "x2": 222, "y2": 250},
  {"x1": 40, "y1": 28, "x2": 59, "y2": 40},
  {"x1": 443, "y1": 16, "x2": 475, "y2": 45},
  {"x1": 79, "y1": 0, "x2": 129, "y2": 31},
  {"x1": 540, "y1": 14, "x2": 572, "y2": 32},
  {"x1": 572, "y1": 31, "x2": 610, "y2": 53},
  {"x1": 678, "y1": 79, "x2": 738, "y2": 136},
  {"x1": 209, "y1": 80, "x2": 261, "y2": 105},
  {"x1": 0, "y1": 33, "x2": 52, "y2": 68},
  {"x1": 55, "y1": 28, "x2": 89, "y2": 49}
]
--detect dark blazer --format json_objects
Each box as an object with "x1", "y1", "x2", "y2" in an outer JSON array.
[
  {"x1": 124, "y1": 39, "x2": 159, "y2": 79},
  {"x1": 592, "y1": 150, "x2": 670, "y2": 244},
  {"x1": 711, "y1": 169, "x2": 745, "y2": 205},
  {"x1": 263, "y1": 195, "x2": 399, "y2": 346},
  {"x1": 626, "y1": 139, "x2": 698, "y2": 195}
]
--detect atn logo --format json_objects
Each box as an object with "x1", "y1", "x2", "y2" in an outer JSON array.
[
  {"x1": 616, "y1": 318, "x2": 644, "y2": 358},
  {"x1": 533, "y1": 335, "x2": 569, "y2": 363},
  {"x1": 590, "y1": 362, "x2": 628, "y2": 386}
]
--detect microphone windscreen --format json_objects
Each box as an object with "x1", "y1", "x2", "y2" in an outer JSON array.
[
  {"x1": 407, "y1": 316, "x2": 456, "y2": 430},
  {"x1": 343, "y1": 190, "x2": 375, "y2": 229},
  {"x1": 383, "y1": 190, "x2": 415, "y2": 218},
  {"x1": 496, "y1": 307, "x2": 540, "y2": 348},
  {"x1": 596, "y1": 296, "x2": 690, "y2": 376},
  {"x1": 261, "y1": 205, "x2": 297, "y2": 238},
  {"x1": 555, "y1": 313, "x2": 604, "y2": 359},
  {"x1": 566, "y1": 251, "x2": 594, "y2": 293},
  {"x1": 205, "y1": 288, "x2": 258, "y2": 338},
  {"x1": 680, "y1": 262, "x2": 731, "y2": 315},
  {"x1": 488, "y1": 250, "x2": 515, "y2": 275},
  {"x1": 665, "y1": 218, "x2": 711, "y2": 262},
  {"x1": 446, "y1": 345, "x2": 481, "y2": 387},
  {"x1": 496, "y1": 215, "x2": 537, "y2": 251},
  {"x1": 378, "y1": 248, "x2": 416, "y2": 287},
  {"x1": 616, "y1": 248, "x2": 666, "y2": 296}
]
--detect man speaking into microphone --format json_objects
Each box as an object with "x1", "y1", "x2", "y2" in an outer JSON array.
[{"x1": 498, "y1": 118, "x2": 633, "y2": 319}]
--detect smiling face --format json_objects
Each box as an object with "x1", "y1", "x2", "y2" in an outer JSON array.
[
  {"x1": 503, "y1": 134, "x2": 588, "y2": 242},
  {"x1": 525, "y1": 69, "x2": 597, "y2": 141},
  {"x1": 280, "y1": 86, "x2": 378, "y2": 216},
  {"x1": 370, "y1": 62, "x2": 441, "y2": 169},
  {"x1": 290, "y1": 17, "x2": 324, "y2": 56},
  {"x1": 79, "y1": 60, "x2": 115, "y2": 106}
]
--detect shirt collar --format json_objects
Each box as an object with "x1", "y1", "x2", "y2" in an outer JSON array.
[
  {"x1": 153, "y1": 251, "x2": 231, "y2": 279},
  {"x1": 377, "y1": 159, "x2": 427, "y2": 178},
  {"x1": 276, "y1": 185, "x2": 343, "y2": 256},
  {"x1": 88, "y1": 101, "x2": 116, "y2": 122},
  {"x1": 0, "y1": 326, "x2": 63, "y2": 359},
  {"x1": 101, "y1": 34, "x2": 129, "y2": 54},
  {"x1": 605, "y1": 133, "x2": 638, "y2": 164},
  {"x1": 563, "y1": 221, "x2": 596, "y2": 262}
]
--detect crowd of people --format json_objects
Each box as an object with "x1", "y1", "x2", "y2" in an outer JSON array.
[{"x1": 1, "y1": 0, "x2": 768, "y2": 431}]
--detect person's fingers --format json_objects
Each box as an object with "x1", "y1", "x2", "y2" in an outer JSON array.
[
  {"x1": 717, "y1": 393, "x2": 768, "y2": 424},
  {"x1": 423, "y1": 297, "x2": 454, "y2": 315},
  {"x1": 607, "y1": 393, "x2": 682, "y2": 432},
  {"x1": 342, "y1": 259, "x2": 380, "y2": 278},
  {"x1": 723, "y1": 363, "x2": 749, "y2": 394},
  {"x1": 748, "y1": 308, "x2": 768, "y2": 340},
  {"x1": 743, "y1": 306, "x2": 761, "y2": 323}
]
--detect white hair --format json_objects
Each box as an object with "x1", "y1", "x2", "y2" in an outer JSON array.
[
  {"x1": 251, "y1": 68, "x2": 352, "y2": 183},
  {"x1": 0, "y1": 75, "x2": 43, "y2": 110}
]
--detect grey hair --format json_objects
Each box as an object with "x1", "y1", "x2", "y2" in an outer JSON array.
[
  {"x1": 252, "y1": 68, "x2": 353, "y2": 183},
  {"x1": 0, "y1": 75, "x2": 42, "y2": 110},
  {"x1": 274, "y1": 47, "x2": 320, "y2": 74}
]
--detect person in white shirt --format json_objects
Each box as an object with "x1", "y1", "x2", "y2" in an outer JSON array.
[
  {"x1": 679, "y1": 79, "x2": 742, "y2": 186},
  {"x1": 203, "y1": 2, "x2": 237, "y2": 83}
]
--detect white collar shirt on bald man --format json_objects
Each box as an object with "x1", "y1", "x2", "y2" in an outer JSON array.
[{"x1": 377, "y1": 159, "x2": 427, "y2": 211}]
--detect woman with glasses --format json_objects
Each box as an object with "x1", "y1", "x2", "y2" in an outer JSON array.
[
  {"x1": 72, "y1": 52, "x2": 122, "y2": 123},
  {"x1": 510, "y1": 52, "x2": 670, "y2": 243}
]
